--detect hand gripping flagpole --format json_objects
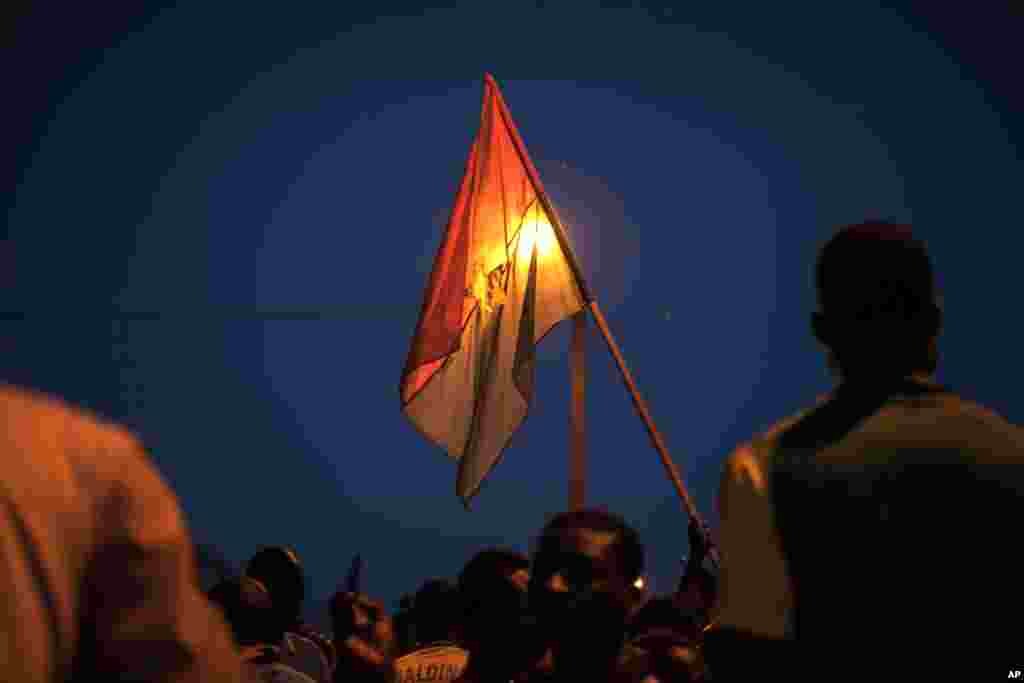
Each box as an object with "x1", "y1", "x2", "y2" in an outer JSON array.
[{"x1": 485, "y1": 73, "x2": 701, "y2": 523}]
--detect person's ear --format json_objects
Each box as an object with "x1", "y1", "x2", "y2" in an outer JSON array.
[{"x1": 811, "y1": 311, "x2": 829, "y2": 347}]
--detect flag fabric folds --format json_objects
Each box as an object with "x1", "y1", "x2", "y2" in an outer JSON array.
[{"x1": 400, "y1": 74, "x2": 587, "y2": 505}]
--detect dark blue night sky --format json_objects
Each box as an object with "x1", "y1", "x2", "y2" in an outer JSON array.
[{"x1": 6, "y1": 2, "x2": 1022, "y2": 620}]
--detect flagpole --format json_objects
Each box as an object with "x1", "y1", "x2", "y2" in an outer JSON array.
[
  {"x1": 588, "y1": 301, "x2": 700, "y2": 521},
  {"x1": 568, "y1": 311, "x2": 586, "y2": 511},
  {"x1": 485, "y1": 73, "x2": 700, "y2": 522}
]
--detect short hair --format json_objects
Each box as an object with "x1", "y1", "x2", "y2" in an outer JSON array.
[
  {"x1": 539, "y1": 507, "x2": 644, "y2": 582},
  {"x1": 412, "y1": 578, "x2": 459, "y2": 642},
  {"x1": 207, "y1": 576, "x2": 285, "y2": 646},
  {"x1": 245, "y1": 546, "x2": 305, "y2": 612},
  {"x1": 458, "y1": 548, "x2": 529, "y2": 616},
  {"x1": 816, "y1": 221, "x2": 935, "y2": 323}
]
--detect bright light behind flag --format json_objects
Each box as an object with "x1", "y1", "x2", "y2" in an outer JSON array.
[{"x1": 515, "y1": 207, "x2": 559, "y2": 262}]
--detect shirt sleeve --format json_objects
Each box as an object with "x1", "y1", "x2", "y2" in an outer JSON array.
[
  {"x1": 714, "y1": 442, "x2": 792, "y2": 638},
  {"x1": 82, "y1": 435, "x2": 243, "y2": 682}
]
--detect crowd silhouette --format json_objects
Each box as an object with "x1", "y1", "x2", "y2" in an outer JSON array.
[{"x1": 3, "y1": 221, "x2": 1023, "y2": 681}]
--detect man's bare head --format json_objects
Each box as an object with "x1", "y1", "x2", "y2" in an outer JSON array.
[
  {"x1": 812, "y1": 221, "x2": 940, "y2": 380},
  {"x1": 529, "y1": 508, "x2": 644, "y2": 666}
]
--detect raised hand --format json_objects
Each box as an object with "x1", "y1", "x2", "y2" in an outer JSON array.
[{"x1": 330, "y1": 591, "x2": 396, "y2": 682}]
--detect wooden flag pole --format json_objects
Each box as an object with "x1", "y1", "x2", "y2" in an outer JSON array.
[
  {"x1": 588, "y1": 301, "x2": 700, "y2": 522},
  {"x1": 569, "y1": 311, "x2": 587, "y2": 511}
]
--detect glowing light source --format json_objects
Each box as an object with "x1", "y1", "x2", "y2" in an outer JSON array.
[
  {"x1": 467, "y1": 205, "x2": 568, "y2": 319},
  {"x1": 633, "y1": 576, "x2": 646, "y2": 590},
  {"x1": 515, "y1": 209, "x2": 559, "y2": 261}
]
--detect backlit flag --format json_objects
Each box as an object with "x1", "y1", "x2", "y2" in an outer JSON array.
[{"x1": 401, "y1": 74, "x2": 589, "y2": 505}]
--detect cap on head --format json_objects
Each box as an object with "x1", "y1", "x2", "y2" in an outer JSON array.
[{"x1": 539, "y1": 507, "x2": 644, "y2": 584}]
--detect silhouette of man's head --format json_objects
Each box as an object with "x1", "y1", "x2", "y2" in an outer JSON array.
[
  {"x1": 459, "y1": 548, "x2": 529, "y2": 615},
  {"x1": 812, "y1": 221, "x2": 940, "y2": 380},
  {"x1": 529, "y1": 508, "x2": 644, "y2": 665},
  {"x1": 208, "y1": 576, "x2": 286, "y2": 647},
  {"x1": 458, "y1": 548, "x2": 535, "y2": 654},
  {"x1": 412, "y1": 578, "x2": 459, "y2": 645},
  {"x1": 245, "y1": 546, "x2": 305, "y2": 624}
]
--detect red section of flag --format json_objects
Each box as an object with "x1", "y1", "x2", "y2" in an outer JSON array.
[{"x1": 400, "y1": 135, "x2": 479, "y2": 405}]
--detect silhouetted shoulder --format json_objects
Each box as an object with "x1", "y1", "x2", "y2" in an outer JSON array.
[
  {"x1": 721, "y1": 399, "x2": 825, "y2": 491},
  {"x1": 948, "y1": 394, "x2": 1020, "y2": 429},
  {"x1": 761, "y1": 392, "x2": 833, "y2": 442},
  {"x1": 938, "y1": 394, "x2": 1024, "y2": 459}
]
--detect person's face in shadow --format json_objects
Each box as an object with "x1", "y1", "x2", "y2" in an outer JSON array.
[{"x1": 529, "y1": 526, "x2": 633, "y2": 662}]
